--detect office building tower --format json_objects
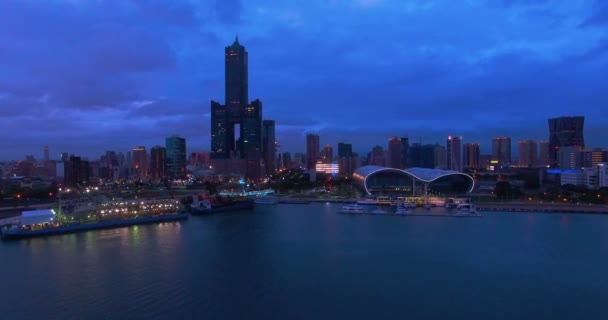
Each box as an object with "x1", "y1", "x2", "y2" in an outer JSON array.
[
  {"x1": 518, "y1": 140, "x2": 538, "y2": 167},
  {"x1": 388, "y1": 137, "x2": 402, "y2": 169},
  {"x1": 539, "y1": 141, "x2": 550, "y2": 167},
  {"x1": 446, "y1": 136, "x2": 462, "y2": 171},
  {"x1": 43, "y1": 146, "x2": 49, "y2": 162},
  {"x1": 367, "y1": 146, "x2": 385, "y2": 167},
  {"x1": 262, "y1": 120, "x2": 276, "y2": 175},
  {"x1": 306, "y1": 134, "x2": 320, "y2": 170},
  {"x1": 210, "y1": 37, "x2": 263, "y2": 161},
  {"x1": 400, "y1": 137, "x2": 409, "y2": 169},
  {"x1": 549, "y1": 116, "x2": 585, "y2": 167},
  {"x1": 492, "y1": 137, "x2": 512, "y2": 164},
  {"x1": 150, "y1": 146, "x2": 166, "y2": 181},
  {"x1": 64, "y1": 156, "x2": 89, "y2": 187},
  {"x1": 281, "y1": 152, "x2": 291, "y2": 169},
  {"x1": 581, "y1": 148, "x2": 606, "y2": 168},
  {"x1": 338, "y1": 143, "x2": 352, "y2": 158},
  {"x1": 433, "y1": 143, "x2": 446, "y2": 169},
  {"x1": 60, "y1": 152, "x2": 69, "y2": 162},
  {"x1": 132, "y1": 146, "x2": 148, "y2": 178},
  {"x1": 463, "y1": 143, "x2": 480, "y2": 170},
  {"x1": 321, "y1": 144, "x2": 333, "y2": 164},
  {"x1": 166, "y1": 136, "x2": 186, "y2": 179},
  {"x1": 558, "y1": 146, "x2": 582, "y2": 170}
]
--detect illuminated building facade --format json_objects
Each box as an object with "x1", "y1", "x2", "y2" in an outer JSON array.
[
  {"x1": 306, "y1": 134, "x2": 320, "y2": 170},
  {"x1": 150, "y1": 146, "x2": 166, "y2": 181},
  {"x1": 492, "y1": 137, "x2": 511, "y2": 164},
  {"x1": 166, "y1": 135, "x2": 186, "y2": 179},
  {"x1": 353, "y1": 165, "x2": 474, "y2": 196},
  {"x1": 463, "y1": 143, "x2": 480, "y2": 170},
  {"x1": 132, "y1": 146, "x2": 147, "y2": 178}
]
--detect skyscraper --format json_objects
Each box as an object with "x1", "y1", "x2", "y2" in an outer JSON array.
[
  {"x1": 446, "y1": 136, "x2": 462, "y2": 171},
  {"x1": 64, "y1": 156, "x2": 89, "y2": 187},
  {"x1": 338, "y1": 142, "x2": 352, "y2": 158},
  {"x1": 539, "y1": 141, "x2": 550, "y2": 167},
  {"x1": 166, "y1": 135, "x2": 186, "y2": 179},
  {"x1": 321, "y1": 144, "x2": 333, "y2": 164},
  {"x1": 492, "y1": 137, "x2": 511, "y2": 164},
  {"x1": 262, "y1": 120, "x2": 276, "y2": 175},
  {"x1": 306, "y1": 134, "x2": 320, "y2": 170},
  {"x1": 463, "y1": 143, "x2": 480, "y2": 170},
  {"x1": 518, "y1": 140, "x2": 538, "y2": 167},
  {"x1": 132, "y1": 146, "x2": 147, "y2": 178},
  {"x1": 150, "y1": 146, "x2": 166, "y2": 181},
  {"x1": 400, "y1": 137, "x2": 409, "y2": 169},
  {"x1": 210, "y1": 37, "x2": 261, "y2": 160},
  {"x1": 548, "y1": 116, "x2": 585, "y2": 167},
  {"x1": 43, "y1": 146, "x2": 49, "y2": 163},
  {"x1": 388, "y1": 137, "x2": 402, "y2": 169}
]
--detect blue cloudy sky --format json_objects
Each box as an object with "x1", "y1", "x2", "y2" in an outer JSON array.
[{"x1": 0, "y1": 0, "x2": 607, "y2": 160}]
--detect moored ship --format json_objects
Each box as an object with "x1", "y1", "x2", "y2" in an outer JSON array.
[{"x1": 190, "y1": 196, "x2": 255, "y2": 214}]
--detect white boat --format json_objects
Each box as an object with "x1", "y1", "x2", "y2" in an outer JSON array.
[
  {"x1": 357, "y1": 198, "x2": 378, "y2": 206},
  {"x1": 370, "y1": 208, "x2": 388, "y2": 214},
  {"x1": 255, "y1": 196, "x2": 279, "y2": 205},
  {"x1": 338, "y1": 204, "x2": 366, "y2": 214},
  {"x1": 452, "y1": 203, "x2": 481, "y2": 217},
  {"x1": 394, "y1": 207, "x2": 411, "y2": 215}
]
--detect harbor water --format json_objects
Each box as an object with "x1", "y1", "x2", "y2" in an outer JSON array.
[{"x1": 2, "y1": 203, "x2": 608, "y2": 319}]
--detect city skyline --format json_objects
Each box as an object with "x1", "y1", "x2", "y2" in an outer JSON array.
[{"x1": 1, "y1": 1, "x2": 607, "y2": 160}]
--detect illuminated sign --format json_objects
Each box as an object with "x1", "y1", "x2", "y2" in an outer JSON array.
[{"x1": 315, "y1": 163, "x2": 339, "y2": 174}]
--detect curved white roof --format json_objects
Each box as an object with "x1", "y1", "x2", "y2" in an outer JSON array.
[{"x1": 353, "y1": 165, "x2": 475, "y2": 194}]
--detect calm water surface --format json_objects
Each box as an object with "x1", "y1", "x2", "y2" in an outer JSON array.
[{"x1": 2, "y1": 203, "x2": 608, "y2": 319}]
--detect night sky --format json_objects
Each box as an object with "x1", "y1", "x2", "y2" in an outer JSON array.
[{"x1": 1, "y1": 0, "x2": 607, "y2": 160}]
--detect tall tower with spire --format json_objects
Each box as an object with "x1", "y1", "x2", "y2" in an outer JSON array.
[{"x1": 210, "y1": 36, "x2": 271, "y2": 179}]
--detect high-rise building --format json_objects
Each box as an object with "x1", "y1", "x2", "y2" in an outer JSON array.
[
  {"x1": 210, "y1": 37, "x2": 262, "y2": 161},
  {"x1": 60, "y1": 152, "x2": 69, "y2": 162},
  {"x1": 518, "y1": 140, "x2": 538, "y2": 167},
  {"x1": 433, "y1": 143, "x2": 446, "y2": 169},
  {"x1": 558, "y1": 146, "x2": 582, "y2": 170},
  {"x1": 492, "y1": 137, "x2": 511, "y2": 164},
  {"x1": 463, "y1": 143, "x2": 480, "y2": 170},
  {"x1": 321, "y1": 144, "x2": 333, "y2": 164},
  {"x1": 43, "y1": 146, "x2": 49, "y2": 163},
  {"x1": 549, "y1": 116, "x2": 585, "y2": 167},
  {"x1": 388, "y1": 137, "x2": 402, "y2": 169},
  {"x1": 306, "y1": 134, "x2": 320, "y2": 170},
  {"x1": 581, "y1": 148, "x2": 607, "y2": 168},
  {"x1": 539, "y1": 141, "x2": 550, "y2": 167},
  {"x1": 64, "y1": 156, "x2": 89, "y2": 187},
  {"x1": 150, "y1": 146, "x2": 166, "y2": 181},
  {"x1": 281, "y1": 152, "x2": 291, "y2": 169},
  {"x1": 368, "y1": 146, "x2": 385, "y2": 167},
  {"x1": 262, "y1": 120, "x2": 276, "y2": 175},
  {"x1": 400, "y1": 137, "x2": 409, "y2": 169},
  {"x1": 338, "y1": 142, "x2": 352, "y2": 158},
  {"x1": 132, "y1": 146, "x2": 147, "y2": 178},
  {"x1": 166, "y1": 135, "x2": 186, "y2": 179},
  {"x1": 446, "y1": 136, "x2": 462, "y2": 171}
]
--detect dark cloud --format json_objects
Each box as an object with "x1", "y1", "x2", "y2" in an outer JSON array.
[{"x1": 580, "y1": 1, "x2": 608, "y2": 27}]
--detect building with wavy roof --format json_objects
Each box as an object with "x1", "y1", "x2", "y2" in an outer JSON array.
[{"x1": 352, "y1": 165, "x2": 475, "y2": 196}]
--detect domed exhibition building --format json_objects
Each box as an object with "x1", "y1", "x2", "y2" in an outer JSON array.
[{"x1": 352, "y1": 165, "x2": 475, "y2": 196}]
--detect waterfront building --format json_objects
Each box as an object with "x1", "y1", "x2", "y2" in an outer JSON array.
[
  {"x1": 581, "y1": 148, "x2": 607, "y2": 168},
  {"x1": 549, "y1": 116, "x2": 585, "y2": 167},
  {"x1": 446, "y1": 136, "x2": 462, "y2": 171},
  {"x1": 353, "y1": 165, "x2": 474, "y2": 196},
  {"x1": 150, "y1": 146, "x2": 166, "y2": 182},
  {"x1": 518, "y1": 140, "x2": 538, "y2": 167},
  {"x1": 599, "y1": 163, "x2": 608, "y2": 188},
  {"x1": 306, "y1": 134, "x2": 320, "y2": 170},
  {"x1": 463, "y1": 143, "x2": 480, "y2": 170},
  {"x1": 132, "y1": 146, "x2": 147, "y2": 179},
  {"x1": 492, "y1": 137, "x2": 512, "y2": 165}
]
